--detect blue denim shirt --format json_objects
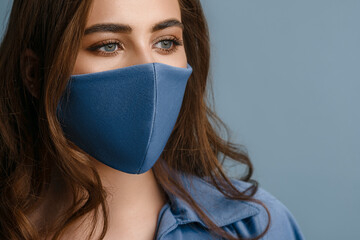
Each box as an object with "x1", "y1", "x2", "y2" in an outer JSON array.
[{"x1": 154, "y1": 172, "x2": 304, "y2": 240}]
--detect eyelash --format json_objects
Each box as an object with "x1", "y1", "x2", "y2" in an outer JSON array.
[{"x1": 87, "y1": 36, "x2": 184, "y2": 57}]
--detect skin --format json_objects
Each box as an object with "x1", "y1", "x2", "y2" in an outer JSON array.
[
  {"x1": 23, "y1": 0, "x2": 187, "y2": 239},
  {"x1": 73, "y1": 0, "x2": 187, "y2": 74}
]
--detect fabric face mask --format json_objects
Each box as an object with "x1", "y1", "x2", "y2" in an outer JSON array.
[{"x1": 56, "y1": 62, "x2": 193, "y2": 174}]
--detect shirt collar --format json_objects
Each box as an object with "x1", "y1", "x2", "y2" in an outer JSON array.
[{"x1": 162, "y1": 171, "x2": 261, "y2": 228}]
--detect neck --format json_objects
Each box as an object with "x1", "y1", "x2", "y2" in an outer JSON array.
[
  {"x1": 93, "y1": 158, "x2": 168, "y2": 219},
  {"x1": 32, "y1": 158, "x2": 168, "y2": 239}
]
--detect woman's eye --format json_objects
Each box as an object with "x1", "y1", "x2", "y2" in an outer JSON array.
[
  {"x1": 87, "y1": 41, "x2": 122, "y2": 56},
  {"x1": 153, "y1": 38, "x2": 183, "y2": 54},
  {"x1": 155, "y1": 40, "x2": 173, "y2": 50},
  {"x1": 99, "y1": 43, "x2": 118, "y2": 53},
  {"x1": 88, "y1": 38, "x2": 183, "y2": 56}
]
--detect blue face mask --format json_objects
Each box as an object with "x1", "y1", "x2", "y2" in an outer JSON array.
[{"x1": 56, "y1": 62, "x2": 193, "y2": 174}]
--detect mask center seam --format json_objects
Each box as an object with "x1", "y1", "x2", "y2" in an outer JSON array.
[{"x1": 136, "y1": 63, "x2": 158, "y2": 173}]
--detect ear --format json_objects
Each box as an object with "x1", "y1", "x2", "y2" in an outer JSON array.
[{"x1": 21, "y1": 48, "x2": 40, "y2": 99}]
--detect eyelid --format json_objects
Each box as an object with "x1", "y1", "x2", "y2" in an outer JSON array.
[
  {"x1": 153, "y1": 34, "x2": 182, "y2": 43},
  {"x1": 87, "y1": 40, "x2": 124, "y2": 51}
]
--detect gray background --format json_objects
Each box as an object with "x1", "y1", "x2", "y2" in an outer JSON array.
[
  {"x1": 200, "y1": 1, "x2": 360, "y2": 239},
  {"x1": 0, "y1": 1, "x2": 11, "y2": 38},
  {"x1": 1, "y1": 0, "x2": 359, "y2": 239}
]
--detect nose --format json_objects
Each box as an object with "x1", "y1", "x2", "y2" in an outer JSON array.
[{"x1": 125, "y1": 42, "x2": 155, "y2": 67}]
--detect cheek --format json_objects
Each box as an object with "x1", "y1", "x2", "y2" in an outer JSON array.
[
  {"x1": 72, "y1": 51, "x2": 121, "y2": 75},
  {"x1": 72, "y1": 52, "x2": 92, "y2": 75},
  {"x1": 176, "y1": 49, "x2": 188, "y2": 68},
  {"x1": 154, "y1": 47, "x2": 188, "y2": 68}
]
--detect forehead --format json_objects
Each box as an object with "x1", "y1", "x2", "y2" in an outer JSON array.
[{"x1": 87, "y1": 0, "x2": 182, "y2": 28}]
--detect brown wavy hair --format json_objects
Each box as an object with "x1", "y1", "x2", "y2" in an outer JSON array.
[{"x1": 0, "y1": 0, "x2": 270, "y2": 239}]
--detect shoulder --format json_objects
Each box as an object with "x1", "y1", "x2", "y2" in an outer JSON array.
[
  {"x1": 159, "y1": 172, "x2": 305, "y2": 240},
  {"x1": 226, "y1": 179, "x2": 305, "y2": 240}
]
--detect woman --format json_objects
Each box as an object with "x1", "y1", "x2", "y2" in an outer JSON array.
[{"x1": 0, "y1": 0, "x2": 304, "y2": 239}]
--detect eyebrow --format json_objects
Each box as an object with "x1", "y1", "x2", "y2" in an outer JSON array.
[{"x1": 84, "y1": 19, "x2": 184, "y2": 35}]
